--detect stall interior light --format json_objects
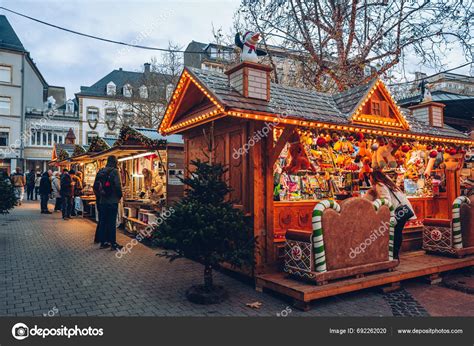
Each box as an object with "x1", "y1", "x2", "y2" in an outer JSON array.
[{"x1": 118, "y1": 152, "x2": 156, "y2": 162}]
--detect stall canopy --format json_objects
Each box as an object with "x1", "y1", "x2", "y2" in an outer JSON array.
[
  {"x1": 159, "y1": 67, "x2": 472, "y2": 145},
  {"x1": 90, "y1": 126, "x2": 182, "y2": 161}
]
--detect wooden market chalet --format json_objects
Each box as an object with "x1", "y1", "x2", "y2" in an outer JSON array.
[{"x1": 159, "y1": 60, "x2": 474, "y2": 309}]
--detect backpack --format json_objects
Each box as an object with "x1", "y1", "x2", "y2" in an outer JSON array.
[{"x1": 94, "y1": 170, "x2": 114, "y2": 197}]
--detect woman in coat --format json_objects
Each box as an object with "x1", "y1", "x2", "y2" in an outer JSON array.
[{"x1": 51, "y1": 171, "x2": 62, "y2": 212}]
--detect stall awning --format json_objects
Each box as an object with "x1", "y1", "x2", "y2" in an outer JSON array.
[{"x1": 89, "y1": 145, "x2": 151, "y2": 160}]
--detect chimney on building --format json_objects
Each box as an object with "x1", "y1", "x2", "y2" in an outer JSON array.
[
  {"x1": 408, "y1": 101, "x2": 445, "y2": 128},
  {"x1": 144, "y1": 63, "x2": 151, "y2": 74},
  {"x1": 225, "y1": 61, "x2": 272, "y2": 101},
  {"x1": 65, "y1": 128, "x2": 76, "y2": 145}
]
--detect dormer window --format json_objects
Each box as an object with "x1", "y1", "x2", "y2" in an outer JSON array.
[
  {"x1": 123, "y1": 84, "x2": 132, "y2": 97},
  {"x1": 107, "y1": 81, "x2": 116, "y2": 96},
  {"x1": 66, "y1": 100, "x2": 74, "y2": 114},
  {"x1": 139, "y1": 85, "x2": 148, "y2": 99}
]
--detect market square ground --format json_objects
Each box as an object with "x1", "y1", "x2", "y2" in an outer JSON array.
[{"x1": 1, "y1": 201, "x2": 473, "y2": 317}]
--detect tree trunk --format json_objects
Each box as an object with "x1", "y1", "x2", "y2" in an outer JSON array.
[{"x1": 204, "y1": 264, "x2": 213, "y2": 290}]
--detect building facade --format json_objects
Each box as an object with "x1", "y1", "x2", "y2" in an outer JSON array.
[{"x1": 75, "y1": 64, "x2": 172, "y2": 146}]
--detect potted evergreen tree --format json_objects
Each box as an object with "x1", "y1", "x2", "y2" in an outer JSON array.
[{"x1": 153, "y1": 159, "x2": 255, "y2": 304}]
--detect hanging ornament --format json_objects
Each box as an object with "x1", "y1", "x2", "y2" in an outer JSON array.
[
  {"x1": 371, "y1": 143, "x2": 379, "y2": 151},
  {"x1": 429, "y1": 150, "x2": 438, "y2": 158},
  {"x1": 400, "y1": 144, "x2": 411, "y2": 153},
  {"x1": 347, "y1": 135, "x2": 354, "y2": 142},
  {"x1": 316, "y1": 137, "x2": 327, "y2": 147},
  {"x1": 355, "y1": 132, "x2": 364, "y2": 142}
]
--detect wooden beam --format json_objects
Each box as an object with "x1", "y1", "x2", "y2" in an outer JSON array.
[{"x1": 270, "y1": 125, "x2": 296, "y2": 165}]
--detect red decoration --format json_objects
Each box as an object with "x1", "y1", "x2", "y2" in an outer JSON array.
[
  {"x1": 400, "y1": 144, "x2": 411, "y2": 153},
  {"x1": 283, "y1": 133, "x2": 317, "y2": 174},
  {"x1": 448, "y1": 148, "x2": 457, "y2": 155},
  {"x1": 429, "y1": 150, "x2": 438, "y2": 158},
  {"x1": 316, "y1": 137, "x2": 327, "y2": 147},
  {"x1": 355, "y1": 132, "x2": 364, "y2": 141},
  {"x1": 347, "y1": 135, "x2": 354, "y2": 142}
]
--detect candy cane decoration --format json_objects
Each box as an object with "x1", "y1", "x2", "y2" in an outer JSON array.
[
  {"x1": 452, "y1": 196, "x2": 470, "y2": 249},
  {"x1": 373, "y1": 198, "x2": 396, "y2": 261},
  {"x1": 312, "y1": 200, "x2": 340, "y2": 272}
]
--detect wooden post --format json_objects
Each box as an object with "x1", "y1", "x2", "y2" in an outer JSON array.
[
  {"x1": 265, "y1": 132, "x2": 276, "y2": 270},
  {"x1": 445, "y1": 170, "x2": 460, "y2": 219}
]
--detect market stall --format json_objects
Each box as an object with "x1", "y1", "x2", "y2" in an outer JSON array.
[
  {"x1": 159, "y1": 61, "x2": 474, "y2": 280},
  {"x1": 89, "y1": 126, "x2": 184, "y2": 233}
]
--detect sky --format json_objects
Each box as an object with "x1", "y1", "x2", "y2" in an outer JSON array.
[
  {"x1": 1, "y1": 0, "x2": 241, "y2": 99},
  {"x1": 1, "y1": 0, "x2": 471, "y2": 100}
]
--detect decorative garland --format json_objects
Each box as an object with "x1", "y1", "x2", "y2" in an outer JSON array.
[
  {"x1": 114, "y1": 125, "x2": 167, "y2": 149},
  {"x1": 452, "y1": 196, "x2": 470, "y2": 249},
  {"x1": 72, "y1": 145, "x2": 86, "y2": 157},
  {"x1": 57, "y1": 149, "x2": 70, "y2": 162},
  {"x1": 373, "y1": 198, "x2": 395, "y2": 260},
  {"x1": 88, "y1": 137, "x2": 110, "y2": 153},
  {"x1": 312, "y1": 199, "x2": 341, "y2": 273}
]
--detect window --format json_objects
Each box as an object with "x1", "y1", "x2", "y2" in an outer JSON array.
[
  {"x1": 139, "y1": 85, "x2": 148, "y2": 99},
  {"x1": 0, "y1": 131, "x2": 9, "y2": 146},
  {"x1": 123, "y1": 84, "x2": 132, "y2": 97},
  {"x1": 86, "y1": 107, "x2": 99, "y2": 121},
  {"x1": 29, "y1": 129, "x2": 67, "y2": 147},
  {"x1": 106, "y1": 81, "x2": 116, "y2": 96},
  {"x1": 0, "y1": 97, "x2": 11, "y2": 115},
  {"x1": 371, "y1": 100, "x2": 381, "y2": 116},
  {"x1": 123, "y1": 110, "x2": 133, "y2": 125},
  {"x1": 0, "y1": 65, "x2": 12, "y2": 83},
  {"x1": 66, "y1": 100, "x2": 74, "y2": 113},
  {"x1": 87, "y1": 132, "x2": 98, "y2": 145}
]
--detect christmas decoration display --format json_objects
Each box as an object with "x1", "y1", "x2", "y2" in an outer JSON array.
[
  {"x1": 57, "y1": 149, "x2": 70, "y2": 162},
  {"x1": 72, "y1": 145, "x2": 86, "y2": 157},
  {"x1": 88, "y1": 137, "x2": 110, "y2": 153},
  {"x1": 234, "y1": 31, "x2": 267, "y2": 63},
  {"x1": 452, "y1": 196, "x2": 470, "y2": 249}
]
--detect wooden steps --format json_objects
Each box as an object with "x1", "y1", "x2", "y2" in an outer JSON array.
[{"x1": 255, "y1": 252, "x2": 474, "y2": 311}]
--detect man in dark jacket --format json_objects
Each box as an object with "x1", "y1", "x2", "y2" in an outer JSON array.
[
  {"x1": 26, "y1": 169, "x2": 36, "y2": 200},
  {"x1": 93, "y1": 155, "x2": 123, "y2": 250},
  {"x1": 60, "y1": 169, "x2": 73, "y2": 220},
  {"x1": 39, "y1": 170, "x2": 52, "y2": 214}
]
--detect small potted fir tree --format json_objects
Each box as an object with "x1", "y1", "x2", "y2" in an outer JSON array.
[{"x1": 153, "y1": 159, "x2": 255, "y2": 304}]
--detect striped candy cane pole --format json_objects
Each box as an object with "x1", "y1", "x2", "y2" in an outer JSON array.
[
  {"x1": 312, "y1": 200, "x2": 341, "y2": 273},
  {"x1": 373, "y1": 198, "x2": 395, "y2": 261},
  {"x1": 452, "y1": 196, "x2": 470, "y2": 249}
]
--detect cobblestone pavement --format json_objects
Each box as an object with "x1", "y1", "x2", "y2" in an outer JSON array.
[{"x1": 0, "y1": 201, "x2": 471, "y2": 317}]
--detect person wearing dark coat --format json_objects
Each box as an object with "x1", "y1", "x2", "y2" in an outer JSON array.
[
  {"x1": 26, "y1": 169, "x2": 36, "y2": 200},
  {"x1": 39, "y1": 170, "x2": 52, "y2": 214},
  {"x1": 93, "y1": 155, "x2": 123, "y2": 250},
  {"x1": 60, "y1": 169, "x2": 73, "y2": 220}
]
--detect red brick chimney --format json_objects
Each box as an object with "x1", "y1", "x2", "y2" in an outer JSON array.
[
  {"x1": 408, "y1": 101, "x2": 445, "y2": 128},
  {"x1": 225, "y1": 61, "x2": 272, "y2": 101}
]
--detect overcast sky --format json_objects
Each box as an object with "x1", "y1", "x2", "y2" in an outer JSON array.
[
  {"x1": 2, "y1": 0, "x2": 240, "y2": 99},
  {"x1": 1, "y1": 0, "x2": 471, "y2": 100}
]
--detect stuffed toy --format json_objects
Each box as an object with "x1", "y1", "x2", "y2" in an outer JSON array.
[
  {"x1": 283, "y1": 132, "x2": 317, "y2": 174},
  {"x1": 333, "y1": 137, "x2": 354, "y2": 167},
  {"x1": 373, "y1": 138, "x2": 397, "y2": 169},
  {"x1": 357, "y1": 140, "x2": 371, "y2": 161}
]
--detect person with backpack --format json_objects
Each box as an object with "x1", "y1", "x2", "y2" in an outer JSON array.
[
  {"x1": 26, "y1": 169, "x2": 36, "y2": 200},
  {"x1": 39, "y1": 170, "x2": 52, "y2": 214},
  {"x1": 60, "y1": 169, "x2": 73, "y2": 220},
  {"x1": 366, "y1": 170, "x2": 416, "y2": 261},
  {"x1": 93, "y1": 155, "x2": 123, "y2": 250},
  {"x1": 10, "y1": 167, "x2": 26, "y2": 205}
]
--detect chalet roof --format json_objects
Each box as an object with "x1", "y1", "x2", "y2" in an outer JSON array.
[
  {"x1": 187, "y1": 68, "x2": 470, "y2": 140},
  {"x1": 103, "y1": 138, "x2": 117, "y2": 147},
  {"x1": 134, "y1": 127, "x2": 183, "y2": 144}
]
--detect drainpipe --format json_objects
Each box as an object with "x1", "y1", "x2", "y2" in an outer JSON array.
[{"x1": 19, "y1": 53, "x2": 26, "y2": 171}]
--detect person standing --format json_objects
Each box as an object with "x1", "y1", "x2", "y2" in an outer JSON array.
[
  {"x1": 366, "y1": 170, "x2": 416, "y2": 260},
  {"x1": 26, "y1": 169, "x2": 36, "y2": 200},
  {"x1": 70, "y1": 171, "x2": 83, "y2": 216},
  {"x1": 39, "y1": 170, "x2": 52, "y2": 214},
  {"x1": 34, "y1": 172, "x2": 41, "y2": 201},
  {"x1": 51, "y1": 171, "x2": 62, "y2": 212},
  {"x1": 10, "y1": 167, "x2": 26, "y2": 205},
  {"x1": 93, "y1": 155, "x2": 123, "y2": 250},
  {"x1": 60, "y1": 169, "x2": 73, "y2": 220}
]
